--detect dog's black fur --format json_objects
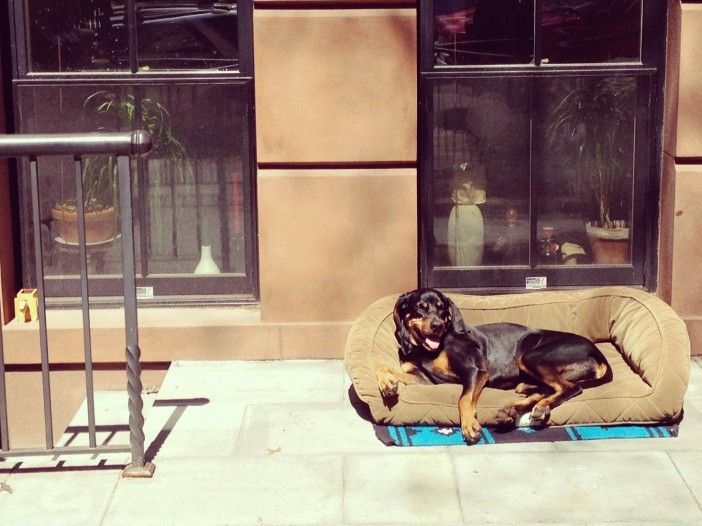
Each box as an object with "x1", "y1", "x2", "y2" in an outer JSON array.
[{"x1": 376, "y1": 288, "x2": 612, "y2": 443}]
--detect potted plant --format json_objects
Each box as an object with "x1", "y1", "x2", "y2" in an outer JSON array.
[
  {"x1": 546, "y1": 77, "x2": 636, "y2": 263},
  {"x1": 51, "y1": 91, "x2": 189, "y2": 244}
]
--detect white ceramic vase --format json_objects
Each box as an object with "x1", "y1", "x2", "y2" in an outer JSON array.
[
  {"x1": 194, "y1": 245, "x2": 221, "y2": 274},
  {"x1": 447, "y1": 204, "x2": 484, "y2": 266}
]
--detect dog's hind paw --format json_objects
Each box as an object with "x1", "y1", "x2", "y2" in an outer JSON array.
[
  {"x1": 530, "y1": 404, "x2": 551, "y2": 423},
  {"x1": 492, "y1": 406, "x2": 519, "y2": 428}
]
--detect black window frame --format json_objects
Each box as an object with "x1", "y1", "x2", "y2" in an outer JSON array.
[
  {"x1": 7, "y1": 0, "x2": 258, "y2": 305},
  {"x1": 418, "y1": 0, "x2": 667, "y2": 293}
]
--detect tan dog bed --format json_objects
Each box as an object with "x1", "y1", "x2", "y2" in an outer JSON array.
[{"x1": 345, "y1": 287, "x2": 691, "y2": 426}]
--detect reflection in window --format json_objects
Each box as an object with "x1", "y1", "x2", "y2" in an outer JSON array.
[
  {"x1": 137, "y1": 1, "x2": 239, "y2": 71},
  {"x1": 541, "y1": 0, "x2": 641, "y2": 64},
  {"x1": 16, "y1": 84, "x2": 248, "y2": 287},
  {"x1": 434, "y1": 0, "x2": 534, "y2": 66},
  {"x1": 536, "y1": 76, "x2": 637, "y2": 264},
  {"x1": 24, "y1": 0, "x2": 239, "y2": 72},
  {"x1": 432, "y1": 79, "x2": 531, "y2": 267},
  {"x1": 26, "y1": 0, "x2": 128, "y2": 71}
]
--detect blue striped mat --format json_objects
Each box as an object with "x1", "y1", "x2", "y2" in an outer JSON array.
[{"x1": 374, "y1": 423, "x2": 678, "y2": 447}]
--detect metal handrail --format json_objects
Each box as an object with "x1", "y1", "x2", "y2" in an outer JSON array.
[
  {"x1": 0, "y1": 131, "x2": 152, "y2": 156},
  {"x1": 0, "y1": 131, "x2": 155, "y2": 477}
]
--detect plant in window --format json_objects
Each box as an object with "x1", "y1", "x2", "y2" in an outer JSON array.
[
  {"x1": 547, "y1": 77, "x2": 635, "y2": 263},
  {"x1": 51, "y1": 91, "x2": 189, "y2": 243}
]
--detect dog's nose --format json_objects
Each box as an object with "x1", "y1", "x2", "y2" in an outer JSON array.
[{"x1": 430, "y1": 319, "x2": 443, "y2": 331}]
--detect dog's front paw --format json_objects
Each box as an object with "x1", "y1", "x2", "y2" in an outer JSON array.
[
  {"x1": 461, "y1": 419, "x2": 483, "y2": 444},
  {"x1": 376, "y1": 366, "x2": 399, "y2": 398}
]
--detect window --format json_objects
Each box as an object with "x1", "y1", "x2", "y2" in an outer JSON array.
[
  {"x1": 420, "y1": 0, "x2": 665, "y2": 291},
  {"x1": 9, "y1": 0, "x2": 256, "y2": 302}
]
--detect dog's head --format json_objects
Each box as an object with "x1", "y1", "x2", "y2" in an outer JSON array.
[{"x1": 393, "y1": 288, "x2": 466, "y2": 356}]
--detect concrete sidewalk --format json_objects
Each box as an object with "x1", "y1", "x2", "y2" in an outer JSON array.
[{"x1": 1, "y1": 357, "x2": 702, "y2": 525}]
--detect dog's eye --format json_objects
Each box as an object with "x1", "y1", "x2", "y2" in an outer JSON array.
[
  {"x1": 436, "y1": 302, "x2": 443, "y2": 309},
  {"x1": 419, "y1": 302, "x2": 428, "y2": 310}
]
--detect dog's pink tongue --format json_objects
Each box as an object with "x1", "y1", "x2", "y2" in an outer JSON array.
[{"x1": 426, "y1": 338, "x2": 440, "y2": 350}]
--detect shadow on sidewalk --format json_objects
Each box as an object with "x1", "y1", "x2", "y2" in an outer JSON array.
[{"x1": 0, "y1": 397, "x2": 209, "y2": 474}]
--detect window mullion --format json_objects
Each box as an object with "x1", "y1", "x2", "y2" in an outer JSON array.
[
  {"x1": 528, "y1": 89, "x2": 536, "y2": 269},
  {"x1": 127, "y1": 0, "x2": 138, "y2": 73},
  {"x1": 534, "y1": 0, "x2": 542, "y2": 66}
]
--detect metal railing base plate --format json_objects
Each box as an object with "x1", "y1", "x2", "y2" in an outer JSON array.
[{"x1": 122, "y1": 461, "x2": 155, "y2": 479}]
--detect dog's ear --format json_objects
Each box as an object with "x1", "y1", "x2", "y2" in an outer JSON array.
[
  {"x1": 446, "y1": 296, "x2": 468, "y2": 333},
  {"x1": 393, "y1": 291, "x2": 414, "y2": 355}
]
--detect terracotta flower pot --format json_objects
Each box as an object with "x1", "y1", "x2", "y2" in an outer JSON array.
[
  {"x1": 585, "y1": 222, "x2": 630, "y2": 264},
  {"x1": 51, "y1": 206, "x2": 118, "y2": 244}
]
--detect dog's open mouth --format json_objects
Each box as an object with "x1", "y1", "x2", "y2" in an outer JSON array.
[
  {"x1": 410, "y1": 331, "x2": 443, "y2": 352},
  {"x1": 423, "y1": 337, "x2": 441, "y2": 351}
]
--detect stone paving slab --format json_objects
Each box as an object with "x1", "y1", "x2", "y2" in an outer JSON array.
[
  {"x1": 0, "y1": 469, "x2": 119, "y2": 525},
  {"x1": 236, "y1": 403, "x2": 392, "y2": 456},
  {"x1": 102, "y1": 455, "x2": 343, "y2": 526},
  {"x1": 669, "y1": 451, "x2": 702, "y2": 507},
  {"x1": 343, "y1": 452, "x2": 463, "y2": 524},
  {"x1": 453, "y1": 451, "x2": 702, "y2": 524}
]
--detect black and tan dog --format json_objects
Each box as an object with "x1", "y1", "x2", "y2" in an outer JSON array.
[{"x1": 376, "y1": 288, "x2": 612, "y2": 443}]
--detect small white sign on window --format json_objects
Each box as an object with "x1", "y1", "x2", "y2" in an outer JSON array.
[
  {"x1": 136, "y1": 286, "x2": 154, "y2": 299},
  {"x1": 526, "y1": 277, "x2": 547, "y2": 290}
]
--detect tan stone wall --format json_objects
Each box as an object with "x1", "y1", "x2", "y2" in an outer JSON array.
[
  {"x1": 670, "y1": 3, "x2": 702, "y2": 354},
  {"x1": 257, "y1": 169, "x2": 417, "y2": 323},
  {"x1": 254, "y1": 8, "x2": 417, "y2": 163}
]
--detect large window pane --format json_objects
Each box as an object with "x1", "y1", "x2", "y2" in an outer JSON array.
[
  {"x1": 534, "y1": 76, "x2": 638, "y2": 265},
  {"x1": 16, "y1": 83, "x2": 249, "y2": 295},
  {"x1": 26, "y1": 0, "x2": 129, "y2": 72},
  {"x1": 541, "y1": 1, "x2": 641, "y2": 64},
  {"x1": 432, "y1": 78, "x2": 531, "y2": 267},
  {"x1": 434, "y1": 0, "x2": 534, "y2": 66},
  {"x1": 137, "y1": 1, "x2": 239, "y2": 71}
]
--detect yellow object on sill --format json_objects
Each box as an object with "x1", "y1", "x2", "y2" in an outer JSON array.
[
  {"x1": 561, "y1": 243, "x2": 587, "y2": 265},
  {"x1": 14, "y1": 288, "x2": 38, "y2": 323}
]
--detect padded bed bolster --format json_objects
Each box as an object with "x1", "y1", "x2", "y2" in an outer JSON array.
[{"x1": 344, "y1": 287, "x2": 691, "y2": 427}]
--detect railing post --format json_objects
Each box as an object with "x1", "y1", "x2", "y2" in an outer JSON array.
[
  {"x1": 0, "y1": 131, "x2": 155, "y2": 467},
  {"x1": 29, "y1": 157, "x2": 55, "y2": 450},
  {"x1": 119, "y1": 133, "x2": 155, "y2": 478}
]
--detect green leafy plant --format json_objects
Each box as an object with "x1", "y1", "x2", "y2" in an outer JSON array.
[
  {"x1": 546, "y1": 77, "x2": 635, "y2": 229},
  {"x1": 55, "y1": 90, "x2": 189, "y2": 213}
]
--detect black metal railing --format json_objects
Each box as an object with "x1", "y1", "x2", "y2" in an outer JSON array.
[{"x1": 0, "y1": 131, "x2": 155, "y2": 477}]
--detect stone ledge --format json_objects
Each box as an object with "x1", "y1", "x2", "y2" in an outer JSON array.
[{"x1": 2, "y1": 317, "x2": 352, "y2": 363}]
